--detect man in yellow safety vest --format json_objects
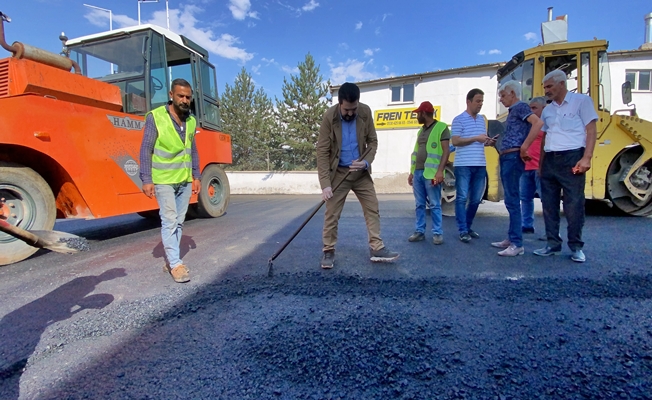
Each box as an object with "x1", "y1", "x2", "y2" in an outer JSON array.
[
  {"x1": 139, "y1": 78, "x2": 201, "y2": 283},
  {"x1": 407, "y1": 101, "x2": 451, "y2": 245}
]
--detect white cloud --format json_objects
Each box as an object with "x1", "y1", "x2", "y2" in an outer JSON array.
[
  {"x1": 524, "y1": 32, "x2": 537, "y2": 42},
  {"x1": 95, "y1": 5, "x2": 254, "y2": 63},
  {"x1": 85, "y1": 9, "x2": 138, "y2": 28},
  {"x1": 382, "y1": 13, "x2": 391, "y2": 22},
  {"x1": 363, "y1": 48, "x2": 380, "y2": 57},
  {"x1": 278, "y1": 0, "x2": 318, "y2": 16},
  {"x1": 329, "y1": 59, "x2": 378, "y2": 85},
  {"x1": 252, "y1": 64, "x2": 261, "y2": 74},
  {"x1": 375, "y1": 27, "x2": 381, "y2": 35},
  {"x1": 488, "y1": 49, "x2": 501, "y2": 55},
  {"x1": 355, "y1": 21, "x2": 363, "y2": 31},
  {"x1": 302, "y1": 0, "x2": 319, "y2": 11},
  {"x1": 229, "y1": 0, "x2": 259, "y2": 20},
  {"x1": 338, "y1": 43, "x2": 349, "y2": 50},
  {"x1": 282, "y1": 65, "x2": 300, "y2": 74},
  {"x1": 477, "y1": 50, "x2": 486, "y2": 56}
]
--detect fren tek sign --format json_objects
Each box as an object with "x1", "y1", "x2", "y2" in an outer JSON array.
[{"x1": 373, "y1": 106, "x2": 441, "y2": 130}]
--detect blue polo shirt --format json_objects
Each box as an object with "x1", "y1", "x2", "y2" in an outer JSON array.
[{"x1": 451, "y1": 111, "x2": 486, "y2": 167}]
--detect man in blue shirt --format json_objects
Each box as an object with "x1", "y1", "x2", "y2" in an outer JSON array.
[
  {"x1": 490, "y1": 80, "x2": 543, "y2": 256},
  {"x1": 316, "y1": 83, "x2": 399, "y2": 269},
  {"x1": 451, "y1": 89, "x2": 495, "y2": 243}
]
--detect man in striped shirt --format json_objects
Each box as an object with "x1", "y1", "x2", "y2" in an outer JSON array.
[{"x1": 451, "y1": 89, "x2": 496, "y2": 243}]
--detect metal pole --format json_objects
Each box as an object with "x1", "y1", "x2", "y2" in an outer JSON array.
[
  {"x1": 82, "y1": 4, "x2": 113, "y2": 73},
  {"x1": 166, "y1": 0, "x2": 170, "y2": 29},
  {"x1": 138, "y1": 1, "x2": 141, "y2": 25}
]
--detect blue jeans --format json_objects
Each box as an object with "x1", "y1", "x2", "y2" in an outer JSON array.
[
  {"x1": 520, "y1": 170, "x2": 541, "y2": 229},
  {"x1": 500, "y1": 152, "x2": 525, "y2": 247},
  {"x1": 155, "y1": 182, "x2": 192, "y2": 268},
  {"x1": 454, "y1": 166, "x2": 487, "y2": 234},
  {"x1": 412, "y1": 169, "x2": 443, "y2": 235}
]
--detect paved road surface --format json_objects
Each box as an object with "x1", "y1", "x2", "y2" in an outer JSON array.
[{"x1": 1, "y1": 195, "x2": 651, "y2": 399}]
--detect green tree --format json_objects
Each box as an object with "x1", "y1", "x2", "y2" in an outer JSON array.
[
  {"x1": 275, "y1": 53, "x2": 330, "y2": 170},
  {"x1": 220, "y1": 67, "x2": 278, "y2": 170}
]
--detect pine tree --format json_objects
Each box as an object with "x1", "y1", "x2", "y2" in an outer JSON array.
[
  {"x1": 275, "y1": 53, "x2": 331, "y2": 170},
  {"x1": 220, "y1": 67, "x2": 277, "y2": 170}
]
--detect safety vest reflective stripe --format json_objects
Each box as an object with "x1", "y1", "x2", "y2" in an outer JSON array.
[
  {"x1": 153, "y1": 147, "x2": 191, "y2": 159},
  {"x1": 152, "y1": 161, "x2": 193, "y2": 170},
  {"x1": 426, "y1": 153, "x2": 442, "y2": 161}
]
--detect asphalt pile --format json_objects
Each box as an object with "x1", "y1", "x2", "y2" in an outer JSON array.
[
  {"x1": 57, "y1": 237, "x2": 91, "y2": 252},
  {"x1": 21, "y1": 272, "x2": 652, "y2": 399}
]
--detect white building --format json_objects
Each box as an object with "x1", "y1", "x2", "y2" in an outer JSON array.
[{"x1": 609, "y1": 48, "x2": 652, "y2": 118}]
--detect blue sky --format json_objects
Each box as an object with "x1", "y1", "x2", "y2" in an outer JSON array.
[{"x1": 4, "y1": 1, "x2": 652, "y2": 100}]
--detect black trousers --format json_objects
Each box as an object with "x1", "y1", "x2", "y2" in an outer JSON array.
[{"x1": 540, "y1": 148, "x2": 586, "y2": 251}]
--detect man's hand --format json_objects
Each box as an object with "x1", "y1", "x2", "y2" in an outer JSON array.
[
  {"x1": 408, "y1": 173, "x2": 414, "y2": 187},
  {"x1": 142, "y1": 183, "x2": 155, "y2": 199},
  {"x1": 476, "y1": 134, "x2": 490, "y2": 144},
  {"x1": 349, "y1": 160, "x2": 366, "y2": 171},
  {"x1": 322, "y1": 187, "x2": 333, "y2": 201},
  {"x1": 573, "y1": 157, "x2": 592, "y2": 174},
  {"x1": 483, "y1": 134, "x2": 498, "y2": 147},
  {"x1": 432, "y1": 171, "x2": 444, "y2": 185},
  {"x1": 192, "y1": 179, "x2": 201, "y2": 195},
  {"x1": 520, "y1": 146, "x2": 531, "y2": 162}
]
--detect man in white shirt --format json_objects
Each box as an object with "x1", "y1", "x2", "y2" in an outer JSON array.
[{"x1": 533, "y1": 69, "x2": 598, "y2": 263}]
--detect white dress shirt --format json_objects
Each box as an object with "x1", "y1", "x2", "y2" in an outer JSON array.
[{"x1": 541, "y1": 91, "x2": 599, "y2": 152}]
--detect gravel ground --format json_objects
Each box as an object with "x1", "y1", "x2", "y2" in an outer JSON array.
[{"x1": 1, "y1": 195, "x2": 651, "y2": 399}]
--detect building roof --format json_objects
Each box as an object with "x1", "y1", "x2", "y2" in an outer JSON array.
[
  {"x1": 329, "y1": 62, "x2": 504, "y2": 93},
  {"x1": 608, "y1": 47, "x2": 652, "y2": 57}
]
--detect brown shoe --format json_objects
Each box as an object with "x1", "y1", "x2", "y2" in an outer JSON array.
[{"x1": 165, "y1": 263, "x2": 190, "y2": 283}]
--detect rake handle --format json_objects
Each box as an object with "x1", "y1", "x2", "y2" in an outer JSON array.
[
  {"x1": 0, "y1": 219, "x2": 48, "y2": 248},
  {"x1": 269, "y1": 147, "x2": 373, "y2": 263}
]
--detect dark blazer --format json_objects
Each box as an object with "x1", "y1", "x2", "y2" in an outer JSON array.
[{"x1": 316, "y1": 102, "x2": 378, "y2": 189}]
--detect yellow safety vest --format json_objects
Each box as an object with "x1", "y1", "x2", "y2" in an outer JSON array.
[
  {"x1": 150, "y1": 106, "x2": 196, "y2": 185},
  {"x1": 410, "y1": 121, "x2": 447, "y2": 179}
]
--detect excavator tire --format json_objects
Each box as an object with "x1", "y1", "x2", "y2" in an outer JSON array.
[
  {"x1": 195, "y1": 164, "x2": 230, "y2": 218},
  {"x1": 0, "y1": 162, "x2": 56, "y2": 266}
]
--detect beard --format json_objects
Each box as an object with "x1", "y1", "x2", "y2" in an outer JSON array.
[
  {"x1": 342, "y1": 113, "x2": 356, "y2": 122},
  {"x1": 174, "y1": 102, "x2": 190, "y2": 116}
]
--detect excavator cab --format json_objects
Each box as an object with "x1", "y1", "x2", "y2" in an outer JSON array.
[{"x1": 66, "y1": 24, "x2": 221, "y2": 131}]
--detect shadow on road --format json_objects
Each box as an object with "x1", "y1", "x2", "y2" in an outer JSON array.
[
  {"x1": 151, "y1": 235, "x2": 197, "y2": 263},
  {"x1": 0, "y1": 268, "x2": 127, "y2": 399}
]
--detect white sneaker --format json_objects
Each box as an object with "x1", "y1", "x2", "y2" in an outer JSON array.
[
  {"x1": 491, "y1": 239, "x2": 511, "y2": 248},
  {"x1": 498, "y1": 244, "x2": 525, "y2": 257}
]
